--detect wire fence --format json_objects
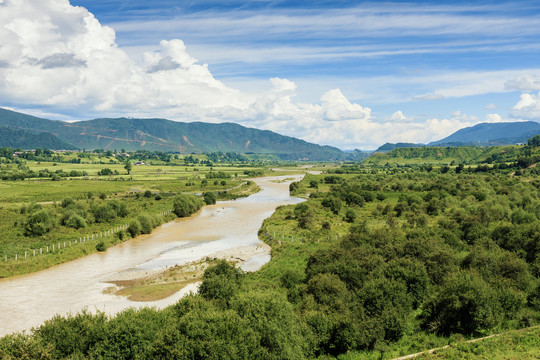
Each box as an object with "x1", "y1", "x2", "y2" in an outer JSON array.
[{"x1": 3, "y1": 210, "x2": 173, "y2": 263}]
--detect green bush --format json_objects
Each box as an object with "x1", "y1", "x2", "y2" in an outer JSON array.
[
  {"x1": 127, "y1": 219, "x2": 142, "y2": 237},
  {"x1": 199, "y1": 260, "x2": 243, "y2": 304},
  {"x1": 137, "y1": 214, "x2": 153, "y2": 234},
  {"x1": 65, "y1": 214, "x2": 87, "y2": 229},
  {"x1": 25, "y1": 210, "x2": 56, "y2": 236},
  {"x1": 173, "y1": 194, "x2": 203, "y2": 218},
  {"x1": 421, "y1": 270, "x2": 503, "y2": 335},
  {"x1": 203, "y1": 192, "x2": 217, "y2": 205},
  {"x1": 95, "y1": 241, "x2": 107, "y2": 252}
]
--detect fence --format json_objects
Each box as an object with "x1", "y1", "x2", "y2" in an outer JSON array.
[{"x1": 3, "y1": 209, "x2": 173, "y2": 263}]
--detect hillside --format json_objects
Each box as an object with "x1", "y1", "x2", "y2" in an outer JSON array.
[
  {"x1": 0, "y1": 126, "x2": 77, "y2": 150},
  {"x1": 429, "y1": 121, "x2": 540, "y2": 146},
  {"x1": 375, "y1": 142, "x2": 424, "y2": 152},
  {"x1": 0, "y1": 108, "x2": 344, "y2": 160}
]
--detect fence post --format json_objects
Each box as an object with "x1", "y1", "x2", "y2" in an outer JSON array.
[
  {"x1": 53, "y1": 244, "x2": 55, "y2": 251},
  {"x1": 15, "y1": 254, "x2": 17, "y2": 261},
  {"x1": 33, "y1": 249, "x2": 35, "y2": 256},
  {"x1": 25, "y1": 251, "x2": 27, "y2": 259},
  {"x1": 40, "y1": 248, "x2": 42, "y2": 255},
  {"x1": 47, "y1": 246, "x2": 49, "y2": 253}
]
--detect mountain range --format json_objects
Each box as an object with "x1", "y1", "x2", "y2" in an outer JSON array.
[
  {"x1": 1, "y1": 107, "x2": 539, "y2": 160},
  {"x1": 0, "y1": 108, "x2": 345, "y2": 161},
  {"x1": 376, "y1": 121, "x2": 540, "y2": 152}
]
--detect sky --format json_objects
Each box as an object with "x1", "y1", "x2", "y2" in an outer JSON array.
[{"x1": 1, "y1": 0, "x2": 540, "y2": 149}]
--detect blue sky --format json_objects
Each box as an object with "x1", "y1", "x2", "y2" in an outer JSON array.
[{"x1": 1, "y1": 0, "x2": 540, "y2": 149}]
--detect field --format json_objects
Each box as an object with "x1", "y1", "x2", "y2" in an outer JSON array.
[{"x1": 0, "y1": 151, "x2": 273, "y2": 277}]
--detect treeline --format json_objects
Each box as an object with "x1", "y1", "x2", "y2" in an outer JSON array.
[{"x1": 366, "y1": 137, "x2": 540, "y2": 167}]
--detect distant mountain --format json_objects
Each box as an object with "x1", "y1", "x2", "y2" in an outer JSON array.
[
  {"x1": 0, "y1": 126, "x2": 77, "y2": 150},
  {"x1": 429, "y1": 121, "x2": 540, "y2": 146},
  {"x1": 0, "y1": 108, "x2": 345, "y2": 160},
  {"x1": 375, "y1": 142, "x2": 424, "y2": 152}
]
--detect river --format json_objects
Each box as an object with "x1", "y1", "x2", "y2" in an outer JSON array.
[{"x1": 0, "y1": 175, "x2": 303, "y2": 337}]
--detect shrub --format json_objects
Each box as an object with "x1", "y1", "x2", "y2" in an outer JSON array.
[
  {"x1": 96, "y1": 241, "x2": 107, "y2": 252},
  {"x1": 65, "y1": 215, "x2": 87, "y2": 229},
  {"x1": 203, "y1": 192, "x2": 217, "y2": 205},
  {"x1": 25, "y1": 210, "x2": 56, "y2": 236},
  {"x1": 421, "y1": 270, "x2": 503, "y2": 335},
  {"x1": 61, "y1": 198, "x2": 75, "y2": 208},
  {"x1": 137, "y1": 214, "x2": 153, "y2": 234},
  {"x1": 199, "y1": 260, "x2": 243, "y2": 304},
  {"x1": 173, "y1": 194, "x2": 203, "y2": 217},
  {"x1": 345, "y1": 209, "x2": 356, "y2": 223},
  {"x1": 127, "y1": 220, "x2": 142, "y2": 237}
]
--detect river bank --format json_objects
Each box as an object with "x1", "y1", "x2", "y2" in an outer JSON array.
[
  {"x1": 0, "y1": 174, "x2": 303, "y2": 337},
  {"x1": 104, "y1": 243, "x2": 271, "y2": 301}
]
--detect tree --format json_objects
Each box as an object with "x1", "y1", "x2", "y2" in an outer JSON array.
[
  {"x1": 25, "y1": 210, "x2": 56, "y2": 236},
  {"x1": 199, "y1": 260, "x2": 243, "y2": 304},
  {"x1": 127, "y1": 219, "x2": 142, "y2": 237},
  {"x1": 124, "y1": 161, "x2": 132, "y2": 175},
  {"x1": 421, "y1": 270, "x2": 503, "y2": 335},
  {"x1": 203, "y1": 192, "x2": 217, "y2": 205}
]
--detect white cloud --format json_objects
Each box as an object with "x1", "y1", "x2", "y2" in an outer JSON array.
[
  {"x1": 484, "y1": 103, "x2": 496, "y2": 110},
  {"x1": 511, "y1": 92, "x2": 540, "y2": 120},
  {"x1": 390, "y1": 110, "x2": 409, "y2": 122},
  {"x1": 412, "y1": 93, "x2": 445, "y2": 101},
  {"x1": 485, "y1": 113, "x2": 503, "y2": 123},
  {"x1": 505, "y1": 74, "x2": 540, "y2": 92}
]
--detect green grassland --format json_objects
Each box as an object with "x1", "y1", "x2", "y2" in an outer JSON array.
[{"x1": 0, "y1": 152, "x2": 273, "y2": 277}]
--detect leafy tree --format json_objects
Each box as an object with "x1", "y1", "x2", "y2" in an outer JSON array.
[
  {"x1": 345, "y1": 209, "x2": 356, "y2": 223},
  {"x1": 65, "y1": 214, "x2": 86, "y2": 229},
  {"x1": 421, "y1": 270, "x2": 503, "y2": 335},
  {"x1": 199, "y1": 261, "x2": 243, "y2": 305},
  {"x1": 127, "y1": 219, "x2": 142, "y2": 237},
  {"x1": 25, "y1": 210, "x2": 56, "y2": 236},
  {"x1": 203, "y1": 191, "x2": 217, "y2": 205},
  {"x1": 173, "y1": 194, "x2": 203, "y2": 217},
  {"x1": 124, "y1": 161, "x2": 132, "y2": 175},
  {"x1": 137, "y1": 214, "x2": 154, "y2": 234}
]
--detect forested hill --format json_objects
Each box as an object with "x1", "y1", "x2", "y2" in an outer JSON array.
[
  {"x1": 375, "y1": 142, "x2": 424, "y2": 152},
  {"x1": 429, "y1": 121, "x2": 540, "y2": 146},
  {"x1": 0, "y1": 108, "x2": 344, "y2": 160},
  {"x1": 0, "y1": 126, "x2": 77, "y2": 150}
]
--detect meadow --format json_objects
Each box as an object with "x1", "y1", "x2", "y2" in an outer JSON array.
[{"x1": 0, "y1": 150, "x2": 270, "y2": 277}]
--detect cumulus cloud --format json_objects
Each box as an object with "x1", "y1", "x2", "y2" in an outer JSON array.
[
  {"x1": 511, "y1": 92, "x2": 540, "y2": 120},
  {"x1": 390, "y1": 110, "x2": 409, "y2": 122},
  {"x1": 37, "y1": 53, "x2": 86, "y2": 69}
]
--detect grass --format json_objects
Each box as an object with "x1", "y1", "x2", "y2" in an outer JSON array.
[
  {"x1": 0, "y1": 159, "x2": 267, "y2": 277},
  {"x1": 402, "y1": 326, "x2": 540, "y2": 360}
]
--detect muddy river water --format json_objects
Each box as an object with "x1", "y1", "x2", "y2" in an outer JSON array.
[{"x1": 0, "y1": 175, "x2": 303, "y2": 337}]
